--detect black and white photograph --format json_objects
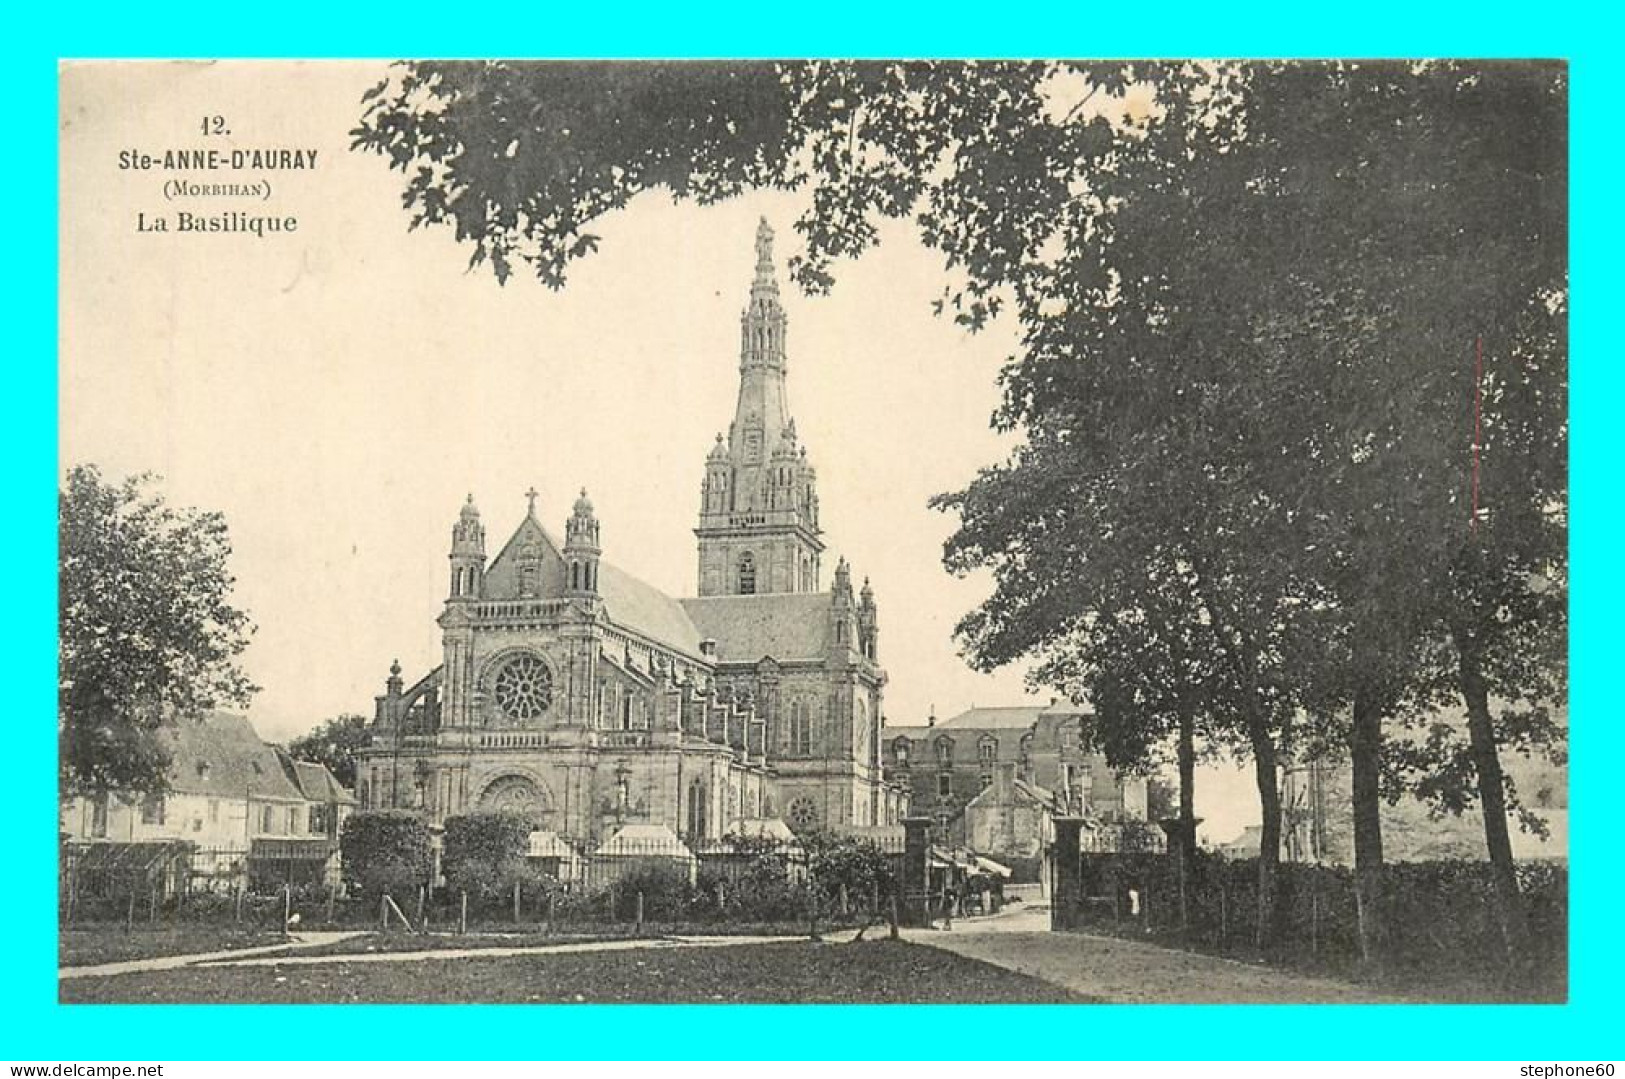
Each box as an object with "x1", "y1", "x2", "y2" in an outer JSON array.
[{"x1": 56, "y1": 59, "x2": 1568, "y2": 1007}]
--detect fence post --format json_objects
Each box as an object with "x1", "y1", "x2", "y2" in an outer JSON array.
[
  {"x1": 326, "y1": 881, "x2": 337, "y2": 925},
  {"x1": 380, "y1": 894, "x2": 389, "y2": 932},
  {"x1": 1218, "y1": 878, "x2": 1228, "y2": 945},
  {"x1": 125, "y1": 888, "x2": 135, "y2": 933},
  {"x1": 547, "y1": 890, "x2": 556, "y2": 931},
  {"x1": 513, "y1": 881, "x2": 522, "y2": 924},
  {"x1": 149, "y1": 885, "x2": 158, "y2": 924},
  {"x1": 635, "y1": 891, "x2": 645, "y2": 935},
  {"x1": 1311, "y1": 885, "x2": 1320, "y2": 957},
  {"x1": 234, "y1": 876, "x2": 245, "y2": 923},
  {"x1": 808, "y1": 888, "x2": 821, "y2": 942},
  {"x1": 415, "y1": 885, "x2": 426, "y2": 933},
  {"x1": 889, "y1": 892, "x2": 900, "y2": 940},
  {"x1": 459, "y1": 890, "x2": 468, "y2": 935}
]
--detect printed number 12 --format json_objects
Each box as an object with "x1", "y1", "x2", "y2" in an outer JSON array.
[{"x1": 201, "y1": 116, "x2": 229, "y2": 136}]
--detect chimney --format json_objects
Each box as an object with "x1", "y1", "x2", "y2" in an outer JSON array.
[
  {"x1": 927, "y1": 704, "x2": 936, "y2": 728},
  {"x1": 995, "y1": 760, "x2": 1017, "y2": 803}
]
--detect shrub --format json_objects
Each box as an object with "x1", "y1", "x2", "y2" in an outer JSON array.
[
  {"x1": 441, "y1": 812, "x2": 535, "y2": 901},
  {"x1": 603, "y1": 863, "x2": 695, "y2": 921},
  {"x1": 339, "y1": 811, "x2": 431, "y2": 899}
]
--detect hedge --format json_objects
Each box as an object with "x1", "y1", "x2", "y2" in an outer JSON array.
[{"x1": 1072, "y1": 851, "x2": 1567, "y2": 978}]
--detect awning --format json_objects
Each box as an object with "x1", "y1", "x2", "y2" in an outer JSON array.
[
  {"x1": 974, "y1": 855, "x2": 1013, "y2": 878},
  {"x1": 67, "y1": 841, "x2": 193, "y2": 872},
  {"x1": 527, "y1": 830, "x2": 580, "y2": 860},
  {"x1": 250, "y1": 837, "x2": 338, "y2": 861}
]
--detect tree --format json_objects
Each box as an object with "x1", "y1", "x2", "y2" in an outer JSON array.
[
  {"x1": 288, "y1": 713, "x2": 371, "y2": 789},
  {"x1": 59, "y1": 464, "x2": 257, "y2": 798},
  {"x1": 440, "y1": 812, "x2": 535, "y2": 901},
  {"x1": 339, "y1": 811, "x2": 432, "y2": 898}
]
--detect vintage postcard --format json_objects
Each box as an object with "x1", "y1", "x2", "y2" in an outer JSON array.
[{"x1": 57, "y1": 59, "x2": 1568, "y2": 1008}]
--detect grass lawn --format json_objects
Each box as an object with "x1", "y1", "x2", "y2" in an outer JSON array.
[
  {"x1": 60, "y1": 924, "x2": 286, "y2": 967},
  {"x1": 60, "y1": 939, "x2": 1088, "y2": 1003}
]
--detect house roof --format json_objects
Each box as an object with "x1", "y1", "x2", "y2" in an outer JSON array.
[
  {"x1": 165, "y1": 713, "x2": 307, "y2": 803},
  {"x1": 679, "y1": 592, "x2": 832, "y2": 663},
  {"x1": 942, "y1": 706, "x2": 1052, "y2": 729},
  {"x1": 965, "y1": 775, "x2": 1060, "y2": 812},
  {"x1": 885, "y1": 704, "x2": 1089, "y2": 743},
  {"x1": 282, "y1": 755, "x2": 358, "y2": 805}
]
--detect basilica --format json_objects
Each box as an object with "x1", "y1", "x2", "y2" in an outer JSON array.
[{"x1": 355, "y1": 220, "x2": 902, "y2": 849}]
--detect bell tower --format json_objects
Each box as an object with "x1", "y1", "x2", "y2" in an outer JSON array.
[
  {"x1": 695, "y1": 219, "x2": 825, "y2": 596},
  {"x1": 448, "y1": 494, "x2": 485, "y2": 600}
]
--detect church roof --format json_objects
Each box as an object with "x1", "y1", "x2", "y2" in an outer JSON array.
[
  {"x1": 678, "y1": 592, "x2": 831, "y2": 663},
  {"x1": 597, "y1": 561, "x2": 707, "y2": 660},
  {"x1": 485, "y1": 514, "x2": 707, "y2": 660}
]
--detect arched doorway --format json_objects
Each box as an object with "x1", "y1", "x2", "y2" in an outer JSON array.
[{"x1": 475, "y1": 774, "x2": 553, "y2": 828}]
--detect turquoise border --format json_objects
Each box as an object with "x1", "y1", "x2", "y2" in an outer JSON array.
[{"x1": 13, "y1": 1, "x2": 1616, "y2": 1060}]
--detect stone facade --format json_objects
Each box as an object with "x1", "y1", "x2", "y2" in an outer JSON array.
[
  {"x1": 357, "y1": 221, "x2": 902, "y2": 849},
  {"x1": 881, "y1": 705, "x2": 1147, "y2": 855}
]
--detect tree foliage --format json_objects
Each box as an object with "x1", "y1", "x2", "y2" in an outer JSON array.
[
  {"x1": 59, "y1": 464, "x2": 257, "y2": 798},
  {"x1": 287, "y1": 713, "x2": 371, "y2": 790},
  {"x1": 440, "y1": 812, "x2": 535, "y2": 899},
  {"x1": 339, "y1": 811, "x2": 432, "y2": 898}
]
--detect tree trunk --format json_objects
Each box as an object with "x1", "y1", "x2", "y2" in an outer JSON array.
[
  {"x1": 1455, "y1": 632, "x2": 1524, "y2": 968},
  {"x1": 1250, "y1": 725, "x2": 1282, "y2": 953},
  {"x1": 1175, "y1": 705, "x2": 1198, "y2": 930},
  {"x1": 1177, "y1": 706, "x2": 1198, "y2": 865},
  {"x1": 1350, "y1": 685, "x2": 1388, "y2": 966}
]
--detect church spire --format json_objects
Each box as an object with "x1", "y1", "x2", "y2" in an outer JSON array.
[
  {"x1": 740, "y1": 217, "x2": 788, "y2": 374},
  {"x1": 695, "y1": 220, "x2": 824, "y2": 597}
]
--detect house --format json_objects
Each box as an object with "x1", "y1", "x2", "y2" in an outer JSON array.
[
  {"x1": 60, "y1": 711, "x2": 357, "y2": 894},
  {"x1": 881, "y1": 703, "x2": 1149, "y2": 861}
]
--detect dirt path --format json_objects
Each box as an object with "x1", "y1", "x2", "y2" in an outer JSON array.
[
  {"x1": 903, "y1": 905, "x2": 1402, "y2": 1004},
  {"x1": 59, "y1": 931, "x2": 367, "y2": 980},
  {"x1": 200, "y1": 933, "x2": 798, "y2": 968}
]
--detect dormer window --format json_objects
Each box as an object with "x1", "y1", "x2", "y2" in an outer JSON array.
[{"x1": 196, "y1": 761, "x2": 210, "y2": 780}]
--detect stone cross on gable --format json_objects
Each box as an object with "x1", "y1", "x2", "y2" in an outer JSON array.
[{"x1": 525, "y1": 486, "x2": 539, "y2": 517}]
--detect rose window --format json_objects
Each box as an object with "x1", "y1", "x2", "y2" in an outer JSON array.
[
  {"x1": 494, "y1": 655, "x2": 552, "y2": 721},
  {"x1": 786, "y1": 796, "x2": 819, "y2": 833}
]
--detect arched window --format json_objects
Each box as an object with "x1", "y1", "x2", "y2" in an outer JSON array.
[
  {"x1": 686, "y1": 778, "x2": 707, "y2": 838},
  {"x1": 738, "y1": 552, "x2": 756, "y2": 595},
  {"x1": 935, "y1": 736, "x2": 953, "y2": 765},
  {"x1": 893, "y1": 738, "x2": 911, "y2": 765},
  {"x1": 790, "y1": 700, "x2": 812, "y2": 755}
]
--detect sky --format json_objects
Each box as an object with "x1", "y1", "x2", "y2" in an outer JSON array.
[{"x1": 60, "y1": 60, "x2": 1263, "y2": 842}]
